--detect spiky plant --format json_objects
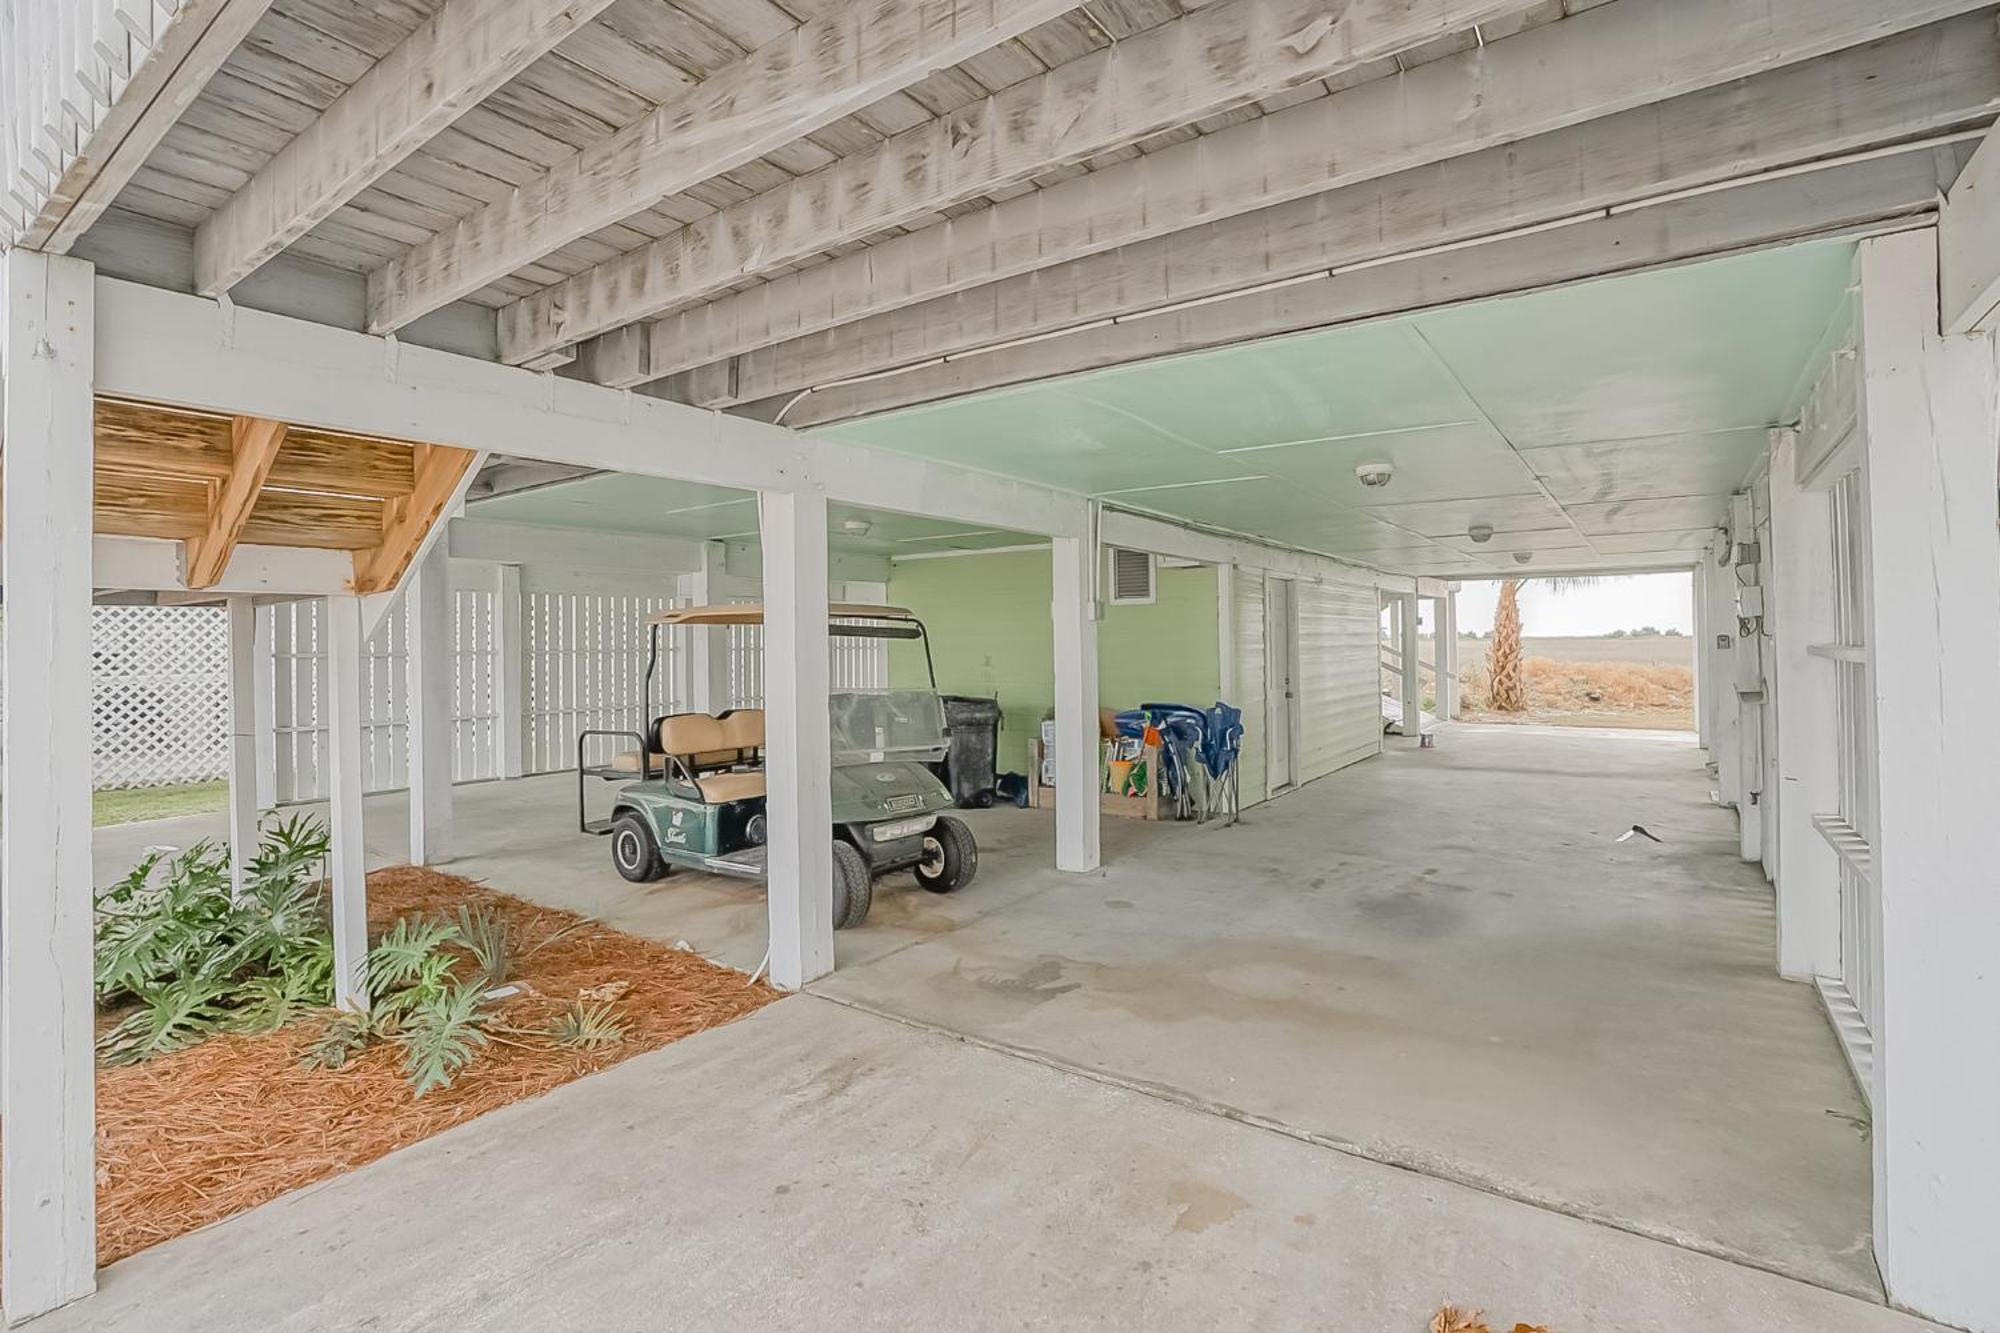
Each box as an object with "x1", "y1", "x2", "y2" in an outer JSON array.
[
  {"x1": 454, "y1": 904, "x2": 512, "y2": 991},
  {"x1": 547, "y1": 999, "x2": 625, "y2": 1051}
]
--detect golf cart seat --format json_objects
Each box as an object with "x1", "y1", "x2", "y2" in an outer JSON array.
[{"x1": 653, "y1": 710, "x2": 767, "y2": 804}]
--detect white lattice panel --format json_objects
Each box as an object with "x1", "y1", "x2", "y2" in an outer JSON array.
[
  {"x1": 88, "y1": 607, "x2": 231, "y2": 789},
  {"x1": 270, "y1": 600, "x2": 408, "y2": 801},
  {"x1": 525, "y1": 593, "x2": 676, "y2": 773},
  {"x1": 727, "y1": 623, "x2": 765, "y2": 708},
  {"x1": 831, "y1": 635, "x2": 887, "y2": 692}
]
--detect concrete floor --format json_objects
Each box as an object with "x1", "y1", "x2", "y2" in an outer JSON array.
[{"x1": 77, "y1": 725, "x2": 1888, "y2": 1328}]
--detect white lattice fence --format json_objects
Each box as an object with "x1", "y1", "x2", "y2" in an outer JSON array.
[
  {"x1": 525, "y1": 592, "x2": 677, "y2": 773},
  {"x1": 454, "y1": 589, "x2": 500, "y2": 782},
  {"x1": 727, "y1": 623, "x2": 765, "y2": 708},
  {"x1": 89, "y1": 607, "x2": 231, "y2": 789},
  {"x1": 270, "y1": 600, "x2": 409, "y2": 802}
]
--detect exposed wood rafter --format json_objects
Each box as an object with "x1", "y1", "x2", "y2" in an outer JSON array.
[
  {"x1": 609, "y1": 0, "x2": 1996, "y2": 391},
  {"x1": 365, "y1": 0, "x2": 1088, "y2": 337},
  {"x1": 499, "y1": 0, "x2": 1549, "y2": 369},
  {"x1": 185, "y1": 414, "x2": 286, "y2": 587},
  {"x1": 193, "y1": 0, "x2": 619, "y2": 297},
  {"x1": 351, "y1": 443, "x2": 479, "y2": 594},
  {"x1": 661, "y1": 15, "x2": 2000, "y2": 409}
]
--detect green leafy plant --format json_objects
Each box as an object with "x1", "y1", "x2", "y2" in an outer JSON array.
[
  {"x1": 399, "y1": 980, "x2": 492, "y2": 1098},
  {"x1": 547, "y1": 999, "x2": 626, "y2": 1051},
  {"x1": 454, "y1": 904, "x2": 512, "y2": 991}
]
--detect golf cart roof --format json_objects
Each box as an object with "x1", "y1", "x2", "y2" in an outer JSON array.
[{"x1": 646, "y1": 601, "x2": 917, "y2": 627}]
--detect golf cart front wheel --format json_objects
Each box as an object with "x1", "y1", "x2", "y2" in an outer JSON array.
[
  {"x1": 610, "y1": 813, "x2": 668, "y2": 883},
  {"x1": 915, "y1": 815, "x2": 978, "y2": 894},
  {"x1": 832, "y1": 840, "x2": 872, "y2": 929}
]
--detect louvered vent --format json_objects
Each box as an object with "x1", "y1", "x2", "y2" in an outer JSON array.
[{"x1": 1108, "y1": 547, "x2": 1155, "y2": 605}]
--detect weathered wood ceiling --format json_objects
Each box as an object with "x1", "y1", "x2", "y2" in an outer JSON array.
[{"x1": 100, "y1": 0, "x2": 1572, "y2": 315}]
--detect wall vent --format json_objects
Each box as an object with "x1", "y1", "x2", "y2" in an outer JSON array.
[{"x1": 1108, "y1": 547, "x2": 1155, "y2": 605}]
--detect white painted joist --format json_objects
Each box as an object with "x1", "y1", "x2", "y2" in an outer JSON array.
[
  {"x1": 765, "y1": 145, "x2": 1957, "y2": 427},
  {"x1": 1939, "y1": 122, "x2": 2000, "y2": 333},
  {"x1": 680, "y1": 17, "x2": 2000, "y2": 405},
  {"x1": 15, "y1": 0, "x2": 276, "y2": 251},
  {"x1": 498, "y1": 0, "x2": 1550, "y2": 367},
  {"x1": 625, "y1": 0, "x2": 1997, "y2": 390},
  {"x1": 92, "y1": 532, "x2": 358, "y2": 594},
  {"x1": 91, "y1": 276, "x2": 1091, "y2": 542},
  {"x1": 367, "y1": 0, "x2": 1086, "y2": 337},
  {"x1": 193, "y1": 0, "x2": 617, "y2": 296}
]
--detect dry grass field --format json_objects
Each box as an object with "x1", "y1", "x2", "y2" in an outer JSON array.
[{"x1": 1453, "y1": 635, "x2": 1694, "y2": 730}]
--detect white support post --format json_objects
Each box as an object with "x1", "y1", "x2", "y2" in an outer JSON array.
[
  {"x1": 495, "y1": 564, "x2": 526, "y2": 779},
  {"x1": 227, "y1": 595, "x2": 262, "y2": 896},
  {"x1": 1, "y1": 248, "x2": 97, "y2": 1324},
  {"x1": 685, "y1": 541, "x2": 727, "y2": 714},
  {"x1": 761, "y1": 491, "x2": 834, "y2": 990},
  {"x1": 1400, "y1": 592, "x2": 1422, "y2": 742},
  {"x1": 1768, "y1": 428, "x2": 1841, "y2": 977},
  {"x1": 1438, "y1": 589, "x2": 1459, "y2": 722},
  {"x1": 1052, "y1": 532, "x2": 1102, "y2": 873},
  {"x1": 1854, "y1": 228, "x2": 2000, "y2": 1331},
  {"x1": 1215, "y1": 562, "x2": 1235, "y2": 703},
  {"x1": 1704, "y1": 550, "x2": 1742, "y2": 806},
  {"x1": 324, "y1": 595, "x2": 371, "y2": 1010},
  {"x1": 1690, "y1": 569, "x2": 1707, "y2": 750},
  {"x1": 406, "y1": 542, "x2": 453, "y2": 864},
  {"x1": 252, "y1": 603, "x2": 278, "y2": 808}
]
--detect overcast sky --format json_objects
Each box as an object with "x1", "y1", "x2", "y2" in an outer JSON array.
[{"x1": 1451, "y1": 572, "x2": 1694, "y2": 637}]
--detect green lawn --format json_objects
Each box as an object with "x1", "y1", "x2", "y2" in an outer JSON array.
[{"x1": 94, "y1": 780, "x2": 229, "y2": 827}]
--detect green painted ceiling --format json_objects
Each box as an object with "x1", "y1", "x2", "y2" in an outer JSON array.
[
  {"x1": 814, "y1": 239, "x2": 1857, "y2": 576},
  {"x1": 467, "y1": 474, "x2": 1035, "y2": 556}
]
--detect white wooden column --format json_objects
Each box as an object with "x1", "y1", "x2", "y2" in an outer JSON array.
[
  {"x1": 1438, "y1": 589, "x2": 1459, "y2": 722},
  {"x1": 1854, "y1": 228, "x2": 2000, "y2": 1331},
  {"x1": 761, "y1": 491, "x2": 834, "y2": 989},
  {"x1": 1215, "y1": 563, "x2": 1235, "y2": 702},
  {"x1": 1767, "y1": 428, "x2": 1841, "y2": 980},
  {"x1": 495, "y1": 564, "x2": 526, "y2": 779},
  {"x1": 252, "y1": 603, "x2": 278, "y2": 807},
  {"x1": 1399, "y1": 592, "x2": 1422, "y2": 742},
  {"x1": 1691, "y1": 566, "x2": 1709, "y2": 750},
  {"x1": 1, "y1": 248, "x2": 97, "y2": 1324},
  {"x1": 405, "y1": 542, "x2": 453, "y2": 864},
  {"x1": 324, "y1": 595, "x2": 371, "y2": 1010},
  {"x1": 1051, "y1": 532, "x2": 1101, "y2": 873},
  {"x1": 685, "y1": 541, "x2": 728, "y2": 713},
  {"x1": 1704, "y1": 550, "x2": 1742, "y2": 807},
  {"x1": 226, "y1": 596, "x2": 263, "y2": 896}
]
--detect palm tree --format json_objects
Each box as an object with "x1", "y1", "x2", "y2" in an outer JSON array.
[{"x1": 1484, "y1": 576, "x2": 1602, "y2": 713}]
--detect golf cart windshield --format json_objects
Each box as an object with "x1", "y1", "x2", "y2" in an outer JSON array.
[{"x1": 829, "y1": 689, "x2": 949, "y2": 765}]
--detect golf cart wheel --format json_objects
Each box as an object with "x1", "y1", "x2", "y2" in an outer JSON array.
[
  {"x1": 915, "y1": 815, "x2": 978, "y2": 894},
  {"x1": 832, "y1": 840, "x2": 872, "y2": 929},
  {"x1": 610, "y1": 812, "x2": 668, "y2": 883}
]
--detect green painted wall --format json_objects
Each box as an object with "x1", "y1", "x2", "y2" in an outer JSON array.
[{"x1": 887, "y1": 550, "x2": 1221, "y2": 774}]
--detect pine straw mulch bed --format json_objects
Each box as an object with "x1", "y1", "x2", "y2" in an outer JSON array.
[{"x1": 90, "y1": 866, "x2": 780, "y2": 1266}]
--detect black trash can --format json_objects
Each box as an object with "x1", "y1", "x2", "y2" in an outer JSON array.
[{"x1": 937, "y1": 694, "x2": 1002, "y2": 808}]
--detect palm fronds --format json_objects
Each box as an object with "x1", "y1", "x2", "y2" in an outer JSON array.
[{"x1": 547, "y1": 999, "x2": 625, "y2": 1051}]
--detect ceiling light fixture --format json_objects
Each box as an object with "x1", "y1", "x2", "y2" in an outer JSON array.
[
  {"x1": 1354, "y1": 462, "x2": 1394, "y2": 489},
  {"x1": 1467, "y1": 523, "x2": 1494, "y2": 544},
  {"x1": 840, "y1": 518, "x2": 874, "y2": 537},
  {"x1": 1513, "y1": 551, "x2": 1534, "y2": 565}
]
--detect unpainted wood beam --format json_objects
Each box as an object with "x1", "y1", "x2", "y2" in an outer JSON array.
[
  {"x1": 498, "y1": 0, "x2": 1549, "y2": 368},
  {"x1": 185, "y1": 414, "x2": 286, "y2": 588},
  {"x1": 351, "y1": 442, "x2": 478, "y2": 593},
  {"x1": 366, "y1": 0, "x2": 1086, "y2": 336}
]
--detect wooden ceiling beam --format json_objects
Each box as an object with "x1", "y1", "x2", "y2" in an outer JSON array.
[
  {"x1": 497, "y1": 0, "x2": 1549, "y2": 369},
  {"x1": 193, "y1": 0, "x2": 619, "y2": 297},
  {"x1": 614, "y1": 0, "x2": 1995, "y2": 391},
  {"x1": 671, "y1": 16, "x2": 2000, "y2": 409},
  {"x1": 186, "y1": 415, "x2": 287, "y2": 587},
  {"x1": 351, "y1": 444, "x2": 478, "y2": 594},
  {"x1": 365, "y1": 0, "x2": 1087, "y2": 336}
]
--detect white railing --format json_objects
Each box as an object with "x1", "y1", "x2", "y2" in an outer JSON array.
[
  {"x1": 2, "y1": 0, "x2": 167, "y2": 243},
  {"x1": 524, "y1": 592, "x2": 675, "y2": 773}
]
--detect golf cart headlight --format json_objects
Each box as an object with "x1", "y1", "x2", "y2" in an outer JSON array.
[{"x1": 872, "y1": 815, "x2": 937, "y2": 843}]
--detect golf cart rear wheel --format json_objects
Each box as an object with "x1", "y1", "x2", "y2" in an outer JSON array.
[
  {"x1": 832, "y1": 840, "x2": 872, "y2": 929},
  {"x1": 914, "y1": 815, "x2": 978, "y2": 894},
  {"x1": 610, "y1": 813, "x2": 668, "y2": 883}
]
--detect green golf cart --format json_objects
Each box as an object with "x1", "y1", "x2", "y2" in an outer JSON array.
[{"x1": 577, "y1": 603, "x2": 978, "y2": 928}]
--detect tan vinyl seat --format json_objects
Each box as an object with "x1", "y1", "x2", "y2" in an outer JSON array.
[
  {"x1": 649, "y1": 712, "x2": 766, "y2": 803},
  {"x1": 694, "y1": 771, "x2": 767, "y2": 802}
]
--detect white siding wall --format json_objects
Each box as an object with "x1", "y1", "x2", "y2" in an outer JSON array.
[
  {"x1": 1295, "y1": 575, "x2": 1384, "y2": 782},
  {"x1": 1232, "y1": 568, "x2": 1269, "y2": 808}
]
